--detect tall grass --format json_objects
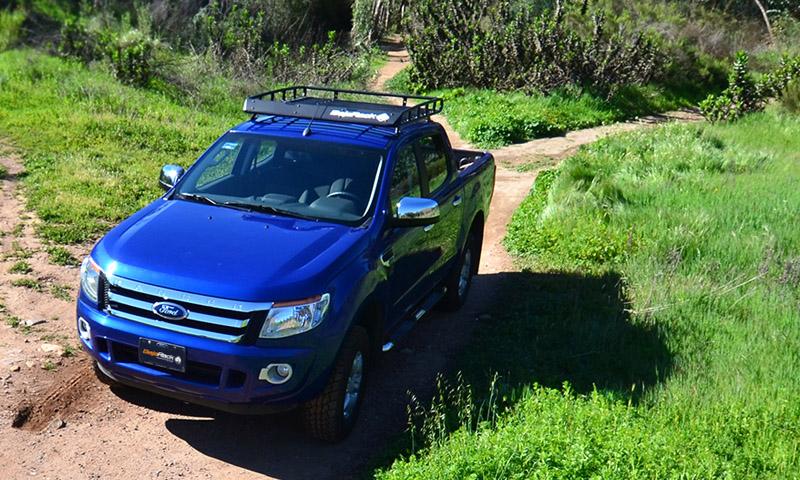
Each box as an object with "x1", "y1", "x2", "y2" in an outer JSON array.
[{"x1": 378, "y1": 109, "x2": 800, "y2": 478}]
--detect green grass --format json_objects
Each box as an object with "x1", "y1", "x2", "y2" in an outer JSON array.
[
  {"x1": 386, "y1": 68, "x2": 702, "y2": 148},
  {"x1": 9, "y1": 260, "x2": 32, "y2": 274},
  {"x1": 46, "y1": 246, "x2": 79, "y2": 266},
  {"x1": 11, "y1": 277, "x2": 44, "y2": 291},
  {"x1": 5, "y1": 315, "x2": 20, "y2": 328},
  {"x1": 50, "y1": 284, "x2": 72, "y2": 301},
  {"x1": 378, "y1": 109, "x2": 800, "y2": 478},
  {"x1": 0, "y1": 49, "x2": 241, "y2": 244}
]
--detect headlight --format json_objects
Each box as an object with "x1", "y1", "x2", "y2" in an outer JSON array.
[
  {"x1": 259, "y1": 293, "x2": 330, "y2": 339},
  {"x1": 80, "y1": 257, "x2": 102, "y2": 304}
]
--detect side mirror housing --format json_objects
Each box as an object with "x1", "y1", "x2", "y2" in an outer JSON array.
[
  {"x1": 159, "y1": 164, "x2": 185, "y2": 191},
  {"x1": 392, "y1": 197, "x2": 440, "y2": 227}
]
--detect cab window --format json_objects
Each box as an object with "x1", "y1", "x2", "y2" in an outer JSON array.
[
  {"x1": 196, "y1": 140, "x2": 242, "y2": 188},
  {"x1": 417, "y1": 134, "x2": 450, "y2": 194},
  {"x1": 389, "y1": 144, "x2": 421, "y2": 210}
]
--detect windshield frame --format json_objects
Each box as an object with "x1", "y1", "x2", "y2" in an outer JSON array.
[{"x1": 170, "y1": 132, "x2": 387, "y2": 227}]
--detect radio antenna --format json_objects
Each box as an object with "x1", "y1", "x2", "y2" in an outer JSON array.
[{"x1": 303, "y1": 101, "x2": 326, "y2": 137}]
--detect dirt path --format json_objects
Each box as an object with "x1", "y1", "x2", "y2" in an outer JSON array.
[{"x1": 0, "y1": 57, "x2": 703, "y2": 479}]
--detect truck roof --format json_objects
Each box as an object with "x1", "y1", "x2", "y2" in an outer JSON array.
[
  {"x1": 234, "y1": 86, "x2": 444, "y2": 149},
  {"x1": 231, "y1": 115, "x2": 433, "y2": 150}
]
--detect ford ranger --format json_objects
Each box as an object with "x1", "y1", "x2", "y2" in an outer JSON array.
[{"x1": 76, "y1": 86, "x2": 495, "y2": 441}]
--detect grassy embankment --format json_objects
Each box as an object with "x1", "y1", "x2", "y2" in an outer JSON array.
[
  {"x1": 0, "y1": 50, "x2": 242, "y2": 244},
  {"x1": 377, "y1": 109, "x2": 800, "y2": 478}
]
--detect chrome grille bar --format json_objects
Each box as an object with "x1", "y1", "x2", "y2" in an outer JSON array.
[
  {"x1": 107, "y1": 276, "x2": 273, "y2": 313},
  {"x1": 107, "y1": 292, "x2": 249, "y2": 329},
  {"x1": 108, "y1": 308, "x2": 244, "y2": 343}
]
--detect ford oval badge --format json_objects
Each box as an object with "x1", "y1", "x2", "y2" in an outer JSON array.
[{"x1": 152, "y1": 301, "x2": 189, "y2": 321}]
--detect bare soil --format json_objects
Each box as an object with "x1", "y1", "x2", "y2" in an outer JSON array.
[{"x1": 0, "y1": 57, "x2": 702, "y2": 479}]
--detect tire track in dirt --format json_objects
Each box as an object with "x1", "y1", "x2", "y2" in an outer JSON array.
[{"x1": 0, "y1": 55, "x2": 703, "y2": 479}]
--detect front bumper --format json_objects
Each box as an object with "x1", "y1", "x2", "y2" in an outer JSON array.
[{"x1": 77, "y1": 298, "x2": 336, "y2": 414}]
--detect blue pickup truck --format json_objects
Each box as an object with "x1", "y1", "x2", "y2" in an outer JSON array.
[{"x1": 76, "y1": 86, "x2": 495, "y2": 441}]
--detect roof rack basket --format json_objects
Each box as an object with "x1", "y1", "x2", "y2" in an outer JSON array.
[{"x1": 243, "y1": 86, "x2": 444, "y2": 130}]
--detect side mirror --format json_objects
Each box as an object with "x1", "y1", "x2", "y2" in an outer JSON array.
[
  {"x1": 159, "y1": 164, "x2": 185, "y2": 191},
  {"x1": 393, "y1": 197, "x2": 440, "y2": 227}
]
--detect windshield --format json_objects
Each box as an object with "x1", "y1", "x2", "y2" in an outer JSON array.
[{"x1": 175, "y1": 133, "x2": 384, "y2": 223}]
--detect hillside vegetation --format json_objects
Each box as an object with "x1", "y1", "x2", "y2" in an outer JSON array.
[
  {"x1": 378, "y1": 109, "x2": 800, "y2": 478},
  {"x1": 0, "y1": 51, "x2": 239, "y2": 243}
]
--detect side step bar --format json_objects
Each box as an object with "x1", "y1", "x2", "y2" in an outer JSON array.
[{"x1": 383, "y1": 288, "x2": 445, "y2": 352}]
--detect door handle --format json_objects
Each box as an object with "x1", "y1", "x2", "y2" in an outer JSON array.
[
  {"x1": 452, "y1": 195, "x2": 463, "y2": 207},
  {"x1": 380, "y1": 249, "x2": 394, "y2": 268}
]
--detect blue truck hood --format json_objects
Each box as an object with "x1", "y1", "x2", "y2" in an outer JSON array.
[{"x1": 93, "y1": 199, "x2": 368, "y2": 302}]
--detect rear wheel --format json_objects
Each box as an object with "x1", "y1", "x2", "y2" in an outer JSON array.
[
  {"x1": 301, "y1": 326, "x2": 369, "y2": 442},
  {"x1": 439, "y1": 231, "x2": 479, "y2": 311}
]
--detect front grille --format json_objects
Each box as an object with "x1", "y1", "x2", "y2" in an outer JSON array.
[{"x1": 104, "y1": 275, "x2": 272, "y2": 343}]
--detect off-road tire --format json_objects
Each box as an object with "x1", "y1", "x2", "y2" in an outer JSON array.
[
  {"x1": 301, "y1": 326, "x2": 369, "y2": 442},
  {"x1": 439, "y1": 231, "x2": 479, "y2": 312}
]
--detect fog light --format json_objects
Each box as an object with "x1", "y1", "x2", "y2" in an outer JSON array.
[
  {"x1": 78, "y1": 317, "x2": 91, "y2": 342},
  {"x1": 259, "y1": 363, "x2": 293, "y2": 385}
]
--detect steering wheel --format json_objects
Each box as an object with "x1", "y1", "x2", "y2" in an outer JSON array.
[{"x1": 327, "y1": 191, "x2": 360, "y2": 203}]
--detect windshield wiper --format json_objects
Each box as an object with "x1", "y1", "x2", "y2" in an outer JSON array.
[
  {"x1": 221, "y1": 201, "x2": 318, "y2": 221},
  {"x1": 176, "y1": 193, "x2": 251, "y2": 212},
  {"x1": 175, "y1": 192, "x2": 219, "y2": 206}
]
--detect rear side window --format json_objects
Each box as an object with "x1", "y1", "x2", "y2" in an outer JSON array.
[
  {"x1": 389, "y1": 144, "x2": 421, "y2": 209},
  {"x1": 418, "y1": 134, "x2": 450, "y2": 194}
]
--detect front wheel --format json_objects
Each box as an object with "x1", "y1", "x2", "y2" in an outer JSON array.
[
  {"x1": 301, "y1": 326, "x2": 369, "y2": 442},
  {"x1": 439, "y1": 232, "x2": 478, "y2": 312}
]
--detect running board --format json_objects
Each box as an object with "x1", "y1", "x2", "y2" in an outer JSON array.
[{"x1": 383, "y1": 288, "x2": 445, "y2": 352}]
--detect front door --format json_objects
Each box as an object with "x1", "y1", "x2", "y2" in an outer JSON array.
[{"x1": 385, "y1": 143, "x2": 431, "y2": 321}]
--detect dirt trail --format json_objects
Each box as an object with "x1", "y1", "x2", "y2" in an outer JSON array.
[{"x1": 0, "y1": 55, "x2": 702, "y2": 479}]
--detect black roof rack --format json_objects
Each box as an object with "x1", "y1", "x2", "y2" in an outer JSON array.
[{"x1": 243, "y1": 86, "x2": 443, "y2": 130}]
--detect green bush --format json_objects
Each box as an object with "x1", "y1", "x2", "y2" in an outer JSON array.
[
  {"x1": 106, "y1": 31, "x2": 160, "y2": 87},
  {"x1": 701, "y1": 51, "x2": 800, "y2": 122},
  {"x1": 404, "y1": 0, "x2": 662, "y2": 97},
  {"x1": 59, "y1": 19, "x2": 162, "y2": 88},
  {"x1": 0, "y1": 9, "x2": 25, "y2": 51},
  {"x1": 781, "y1": 80, "x2": 800, "y2": 113}
]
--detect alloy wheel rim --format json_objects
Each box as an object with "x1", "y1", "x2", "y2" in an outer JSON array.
[
  {"x1": 458, "y1": 249, "x2": 472, "y2": 298},
  {"x1": 343, "y1": 352, "x2": 363, "y2": 420}
]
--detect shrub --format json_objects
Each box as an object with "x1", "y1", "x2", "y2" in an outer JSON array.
[
  {"x1": 0, "y1": 8, "x2": 25, "y2": 51},
  {"x1": 404, "y1": 0, "x2": 663, "y2": 97},
  {"x1": 781, "y1": 80, "x2": 800, "y2": 113},
  {"x1": 261, "y1": 32, "x2": 377, "y2": 86},
  {"x1": 701, "y1": 51, "x2": 800, "y2": 122},
  {"x1": 106, "y1": 31, "x2": 160, "y2": 87},
  {"x1": 58, "y1": 18, "x2": 107, "y2": 62},
  {"x1": 59, "y1": 19, "x2": 163, "y2": 87}
]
